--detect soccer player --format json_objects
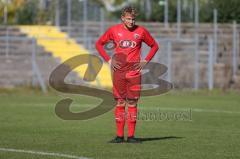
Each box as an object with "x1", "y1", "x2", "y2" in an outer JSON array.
[{"x1": 95, "y1": 6, "x2": 159, "y2": 143}]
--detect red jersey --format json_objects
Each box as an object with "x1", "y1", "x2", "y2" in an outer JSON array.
[{"x1": 96, "y1": 23, "x2": 159, "y2": 67}]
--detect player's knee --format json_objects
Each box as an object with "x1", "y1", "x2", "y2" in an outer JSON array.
[
  {"x1": 127, "y1": 99, "x2": 138, "y2": 106},
  {"x1": 116, "y1": 99, "x2": 126, "y2": 106}
]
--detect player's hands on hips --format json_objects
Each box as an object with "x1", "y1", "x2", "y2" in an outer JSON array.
[
  {"x1": 108, "y1": 59, "x2": 121, "y2": 71},
  {"x1": 134, "y1": 60, "x2": 147, "y2": 71}
]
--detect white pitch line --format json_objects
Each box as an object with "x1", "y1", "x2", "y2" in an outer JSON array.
[{"x1": 0, "y1": 147, "x2": 91, "y2": 159}]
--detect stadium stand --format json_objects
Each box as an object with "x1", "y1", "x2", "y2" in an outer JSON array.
[
  {"x1": 0, "y1": 26, "x2": 79, "y2": 88},
  {"x1": 0, "y1": 22, "x2": 239, "y2": 89},
  {"x1": 19, "y1": 25, "x2": 112, "y2": 88}
]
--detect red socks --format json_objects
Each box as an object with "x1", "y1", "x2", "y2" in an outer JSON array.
[
  {"x1": 127, "y1": 106, "x2": 137, "y2": 137},
  {"x1": 114, "y1": 106, "x2": 138, "y2": 137},
  {"x1": 114, "y1": 106, "x2": 125, "y2": 137}
]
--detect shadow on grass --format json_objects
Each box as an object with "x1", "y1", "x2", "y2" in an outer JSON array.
[{"x1": 136, "y1": 136, "x2": 183, "y2": 142}]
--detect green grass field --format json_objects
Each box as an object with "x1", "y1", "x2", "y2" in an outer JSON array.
[{"x1": 0, "y1": 88, "x2": 240, "y2": 159}]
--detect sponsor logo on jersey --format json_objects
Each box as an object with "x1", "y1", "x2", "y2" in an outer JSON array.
[{"x1": 119, "y1": 40, "x2": 137, "y2": 48}]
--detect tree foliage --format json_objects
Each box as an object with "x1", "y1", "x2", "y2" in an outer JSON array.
[{"x1": 0, "y1": 0, "x2": 240, "y2": 24}]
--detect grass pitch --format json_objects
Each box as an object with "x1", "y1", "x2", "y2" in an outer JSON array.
[{"x1": 0, "y1": 89, "x2": 239, "y2": 159}]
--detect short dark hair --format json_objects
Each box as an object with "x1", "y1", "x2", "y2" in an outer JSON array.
[{"x1": 121, "y1": 6, "x2": 138, "y2": 17}]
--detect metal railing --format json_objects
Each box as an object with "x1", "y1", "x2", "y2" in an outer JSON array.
[{"x1": 0, "y1": 36, "x2": 46, "y2": 92}]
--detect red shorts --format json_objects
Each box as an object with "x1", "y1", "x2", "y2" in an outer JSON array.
[{"x1": 112, "y1": 70, "x2": 141, "y2": 100}]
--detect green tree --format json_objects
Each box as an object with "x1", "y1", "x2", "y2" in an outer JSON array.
[
  {"x1": 15, "y1": 0, "x2": 38, "y2": 24},
  {"x1": 209, "y1": 0, "x2": 240, "y2": 23}
]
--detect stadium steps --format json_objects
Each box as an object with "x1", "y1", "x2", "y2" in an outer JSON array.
[
  {"x1": 19, "y1": 25, "x2": 112, "y2": 89},
  {"x1": 0, "y1": 27, "x2": 80, "y2": 87}
]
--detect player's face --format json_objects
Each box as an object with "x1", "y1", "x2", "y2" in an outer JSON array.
[{"x1": 121, "y1": 13, "x2": 136, "y2": 29}]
